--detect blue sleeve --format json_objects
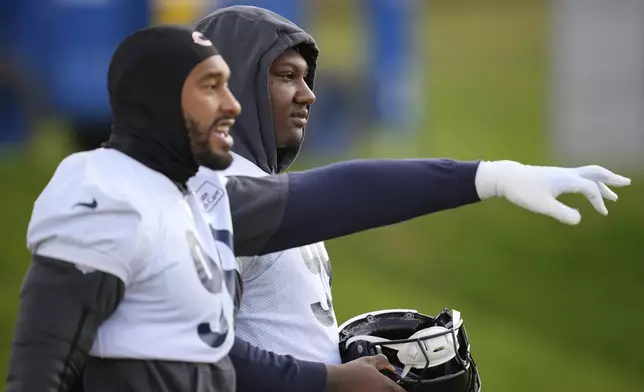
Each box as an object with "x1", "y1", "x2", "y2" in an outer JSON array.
[
  {"x1": 227, "y1": 159, "x2": 481, "y2": 256},
  {"x1": 261, "y1": 158, "x2": 481, "y2": 254},
  {"x1": 229, "y1": 337, "x2": 326, "y2": 392}
]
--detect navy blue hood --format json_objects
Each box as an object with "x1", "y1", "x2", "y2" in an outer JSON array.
[{"x1": 195, "y1": 6, "x2": 319, "y2": 174}]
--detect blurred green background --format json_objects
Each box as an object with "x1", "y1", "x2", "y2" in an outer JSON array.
[{"x1": 1, "y1": 1, "x2": 643, "y2": 391}]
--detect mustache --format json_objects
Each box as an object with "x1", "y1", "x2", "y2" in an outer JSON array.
[
  {"x1": 291, "y1": 108, "x2": 309, "y2": 119},
  {"x1": 210, "y1": 116, "x2": 236, "y2": 130}
]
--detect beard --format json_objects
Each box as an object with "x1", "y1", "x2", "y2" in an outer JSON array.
[{"x1": 185, "y1": 116, "x2": 233, "y2": 171}]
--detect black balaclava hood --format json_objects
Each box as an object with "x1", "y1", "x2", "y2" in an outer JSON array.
[
  {"x1": 195, "y1": 6, "x2": 319, "y2": 174},
  {"x1": 104, "y1": 25, "x2": 221, "y2": 185}
]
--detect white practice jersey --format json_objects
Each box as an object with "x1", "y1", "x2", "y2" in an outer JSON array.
[
  {"x1": 27, "y1": 148, "x2": 238, "y2": 364},
  {"x1": 192, "y1": 152, "x2": 341, "y2": 364}
]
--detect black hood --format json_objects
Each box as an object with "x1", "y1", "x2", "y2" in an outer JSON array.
[
  {"x1": 104, "y1": 26, "x2": 220, "y2": 185},
  {"x1": 195, "y1": 6, "x2": 319, "y2": 174}
]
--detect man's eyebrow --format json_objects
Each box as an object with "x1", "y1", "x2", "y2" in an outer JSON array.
[
  {"x1": 199, "y1": 71, "x2": 225, "y2": 82},
  {"x1": 274, "y1": 59, "x2": 309, "y2": 72}
]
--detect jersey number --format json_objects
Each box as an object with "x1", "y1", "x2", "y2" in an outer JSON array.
[
  {"x1": 300, "y1": 243, "x2": 335, "y2": 327},
  {"x1": 187, "y1": 230, "x2": 234, "y2": 348}
]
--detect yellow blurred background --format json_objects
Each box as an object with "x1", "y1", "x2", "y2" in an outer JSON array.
[{"x1": 1, "y1": 1, "x2": 643, "y2": 391}]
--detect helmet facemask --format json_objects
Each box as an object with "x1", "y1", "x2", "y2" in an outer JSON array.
[{"x1": 339, "y1": 308, "x2": 481, "y2": 392}]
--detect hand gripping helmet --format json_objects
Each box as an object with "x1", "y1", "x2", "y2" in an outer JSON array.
[{"x1": 338, "y1": 308, "x2": 481, "y2": 392}]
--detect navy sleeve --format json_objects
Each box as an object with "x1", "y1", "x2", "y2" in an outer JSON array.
[
  {"x1": 229, "y1": 337, "x2": 326, "y2": 392},
  {"x1": 226, "y1": 173, "x2": 289, "y2": 257},
  {"x1": 262, "y1": 159, "x2": 480, "y2": 254},
  {"x1": 226, "y1": 159, "x2": 480, "y2": 256}
]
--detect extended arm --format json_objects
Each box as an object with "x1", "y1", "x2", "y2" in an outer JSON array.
[
  {"x1": 227, "y1": 158, "x2": 480, "y2": 256},
  {"x1": 227, "y1": 159, "x2": 631, "y2": 256}
]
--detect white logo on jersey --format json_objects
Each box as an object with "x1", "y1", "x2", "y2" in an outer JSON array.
[{"x1": 195, "y1": 181, "x2": 224, "y2": 212}]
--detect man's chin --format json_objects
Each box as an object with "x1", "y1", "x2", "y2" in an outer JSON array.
[
  {"x1": 197, "y1": 151, "x2": 233, "y2": 171},
  {"x1": 277, "y1": 129, "x2": 304, "y2": 150}
]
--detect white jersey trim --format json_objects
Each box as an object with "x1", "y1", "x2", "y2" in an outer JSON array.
[{"x1": 36, "y1": 240, "x2": 131, "y2": 284}]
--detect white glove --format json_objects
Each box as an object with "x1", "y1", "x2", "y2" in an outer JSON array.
[{"x1": 475, "y1": 160, "x2": 632, "y2": 225}]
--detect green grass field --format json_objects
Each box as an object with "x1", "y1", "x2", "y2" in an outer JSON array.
[{"x1": 1, "y1": 1, "x2": 643, "y2": 390}]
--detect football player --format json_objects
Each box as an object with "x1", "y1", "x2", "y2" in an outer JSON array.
[
  {"x1": 191, "y1": 5, "x2": 631, "y2": 392},
  {"x1": 5, "y1": 26, "x2": 244, "y2": 392}
]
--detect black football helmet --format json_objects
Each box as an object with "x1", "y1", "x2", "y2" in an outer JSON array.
[{"x1": 338, "y1": 308, "x2": 481, "y2": 392}]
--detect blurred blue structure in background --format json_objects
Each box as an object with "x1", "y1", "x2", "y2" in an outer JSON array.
[
  {"x1": 45, "y1": 0, "x2": 149, "y2": 123},
  {"x1": 366, "y1": 0, "x2": 420, "y2": 135},
  {"x1": 0, "y1": 0, "x2": 418, "y2": 153},
  {"x1": 0, "y1": 0, "x2": 44, "y2": 146},
  {"x1": 0, "y1": 0, "x2": 149, "y2": 147},
  {"x1": 218, "y1": 0, "x2": 304, "y2": 25}
]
